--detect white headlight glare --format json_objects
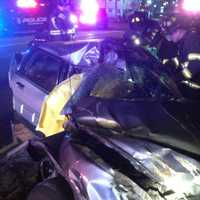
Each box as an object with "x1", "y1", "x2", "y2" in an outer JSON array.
[{"x1": 70, "y1": 14, "x2": 78, "y2": 24}]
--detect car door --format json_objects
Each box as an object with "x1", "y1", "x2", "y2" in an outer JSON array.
[{"x1": 12, "y1": 50, "x2": 62, "y2": 126}]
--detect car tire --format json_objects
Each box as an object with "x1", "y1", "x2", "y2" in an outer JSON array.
[{"x1": 27, "y1": 178, "x2": 73, "y2": 200}]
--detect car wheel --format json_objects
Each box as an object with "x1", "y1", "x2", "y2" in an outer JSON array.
[{"x1": 27, "y1": 178, "x2": 73, "y2": 200}]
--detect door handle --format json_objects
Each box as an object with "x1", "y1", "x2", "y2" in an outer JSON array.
[{"x1": 16, "y1": 82, "x2": 25, "y2": 89}]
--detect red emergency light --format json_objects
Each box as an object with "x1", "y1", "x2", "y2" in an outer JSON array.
[{"x1": 17, "y1": 0, "x2": 38, "y2": 8}]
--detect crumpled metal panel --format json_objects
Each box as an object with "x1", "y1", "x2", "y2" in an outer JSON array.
[
  {"x1": 61, "y1": 42, "x2": 101, "y2": 67},
  {"x1": 36, "y1": 74, "x2": 85, "y2": 137},
  {"x1": 59, "y1": 138, "x2": 152, "y2": 200},
  {"x1": 37, "y1": 41, "x2": 103, "y2": 137},
  {"x1": 109, "y1": 136, "x2": 200, "y2": 199}
]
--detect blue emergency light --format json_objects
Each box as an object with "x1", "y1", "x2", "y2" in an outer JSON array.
[{"x1": 0, "y1": 17, "x2": 4, "y2": 32}]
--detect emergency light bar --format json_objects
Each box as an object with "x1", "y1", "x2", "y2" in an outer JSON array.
[
  {"x1": 17, "y1": 0, "x2": 38, "y2": 8},
  {"x1": 80, "y1": 0, "x2": 99, "y2": 24},
  {"x1": 183, "y1": 0, "x2": 200, "y2": 13}
]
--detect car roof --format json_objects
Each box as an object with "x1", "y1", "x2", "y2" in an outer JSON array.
[{"x1": 37, "y1": 39, "x2": 104, "y2": 58}]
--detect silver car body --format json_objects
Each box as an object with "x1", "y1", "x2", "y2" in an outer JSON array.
[
  {"x1": 9, "y1": 39, "x2": 102, "y2": 127},
  {"x1": 39, "y1": 132, "x2": 200, "y2": 200}
]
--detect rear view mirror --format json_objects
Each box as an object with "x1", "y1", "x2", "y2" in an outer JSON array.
[{"x1": 15, "y1": 52, "x2": 23, "y2": 65}]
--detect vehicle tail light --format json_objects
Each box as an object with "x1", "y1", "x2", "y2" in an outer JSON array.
[{"x1": 16, "y1": 0, "x2": 38, "y2": 8}]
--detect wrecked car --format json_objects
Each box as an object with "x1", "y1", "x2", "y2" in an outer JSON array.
[
  {"x1": 27, "y1": 59, "x2": 200, "y2": 199},
  {"x1": 9, "y1": 39, "x2": 102, "y2": 136},
  {"x1": 9, "y1": 35, "x2": 181, "y2": 137}
]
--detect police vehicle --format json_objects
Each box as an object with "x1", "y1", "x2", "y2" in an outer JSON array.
[{"x1": 0, "y1": 0, "x2": 53, "y2": 34}]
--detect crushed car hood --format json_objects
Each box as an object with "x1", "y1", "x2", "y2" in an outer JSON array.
[
  {"x1": 72, "y1": 97, "x2": 200, "y2": 156},
  {"x1": 69, "y1": 97, "x2": 200, "y2": 199},
  {"x1": 106, "y1": 135, "x2": 200, "y2": 199}
]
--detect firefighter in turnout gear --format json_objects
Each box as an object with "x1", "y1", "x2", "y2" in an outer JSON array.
[{"x1": 159, "y1": 3, "x2": 200, "y2": 99}]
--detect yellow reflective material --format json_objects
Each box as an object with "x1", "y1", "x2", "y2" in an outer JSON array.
[
  {"x1": 182, "y1": 61, "x2": 189, "y2": 68},
  {"x1": 162, "y1": 57, "x2": 179, "y2": 67},
  {"x1": 36, "y1": 73, "x2": 84, "y2": 137},
  {"x1": 173, "y1": 57, "x2": 179, "y2": 67},
  {"x1": 188, "y1": 53, "x2": 200, "y2": 61},
  {"x1": 182, "y1": 68, "x2": 192, "y2": 79},
  {"x1": 182, "y1": 80, "x2": 200, "y2": 89},
  {"x1": 162, "y1": 59, "x2": 169, "y2": 65}
]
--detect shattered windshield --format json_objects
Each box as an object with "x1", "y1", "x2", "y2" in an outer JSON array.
[{"x1": 90, "y1": 64, "x2": 174, "y2": 100}]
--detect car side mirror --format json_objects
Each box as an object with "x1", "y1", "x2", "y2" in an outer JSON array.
[{"x1": 15, "y1": 53, "x2": 23, "y2": 65}]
